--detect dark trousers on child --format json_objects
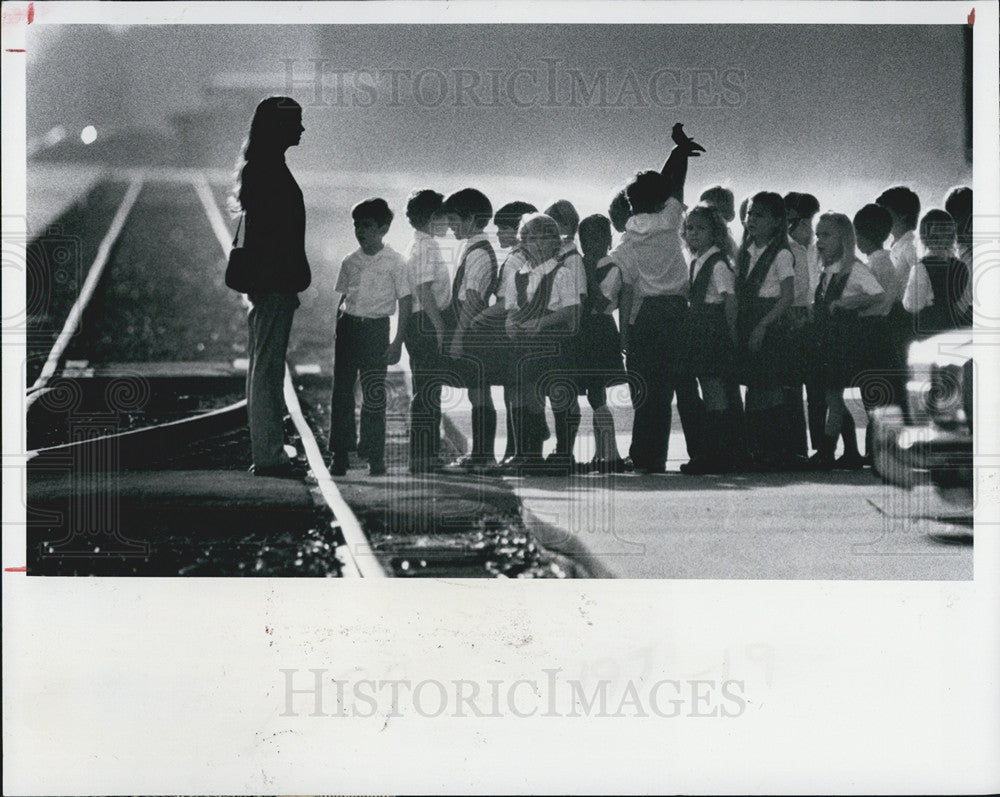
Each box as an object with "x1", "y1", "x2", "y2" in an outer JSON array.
[
  {"x1": 404, "y1": 311, "x2": 444, "y2": 467},
  {"x1": 887, "y1": 302, "x2": 914, "y2": 422},
  {"x1": 627, "y1": 296, "x2": 705, "y2": 470},
  {"x1": 329, "y1": 313, "x2": 390, "y2": 467}
]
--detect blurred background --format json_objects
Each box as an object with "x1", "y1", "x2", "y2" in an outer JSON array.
[{"x1": 27, "y1": 23, "x2": 972, "y2": 244}]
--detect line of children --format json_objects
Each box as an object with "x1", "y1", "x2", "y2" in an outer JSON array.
[{"x1": 324, "y1": 156, "x2": 972, "y2": 480}]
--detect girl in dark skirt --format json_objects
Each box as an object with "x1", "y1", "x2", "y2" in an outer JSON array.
[
  {"x1": 680, "y1": 204, "x2": 741, "y2": 473},
  {"x1": 577, "y1": 214, "x2": 628, "y2": 473},
  {"x1": 809, "y1": 212, "x2": 885, "y2": 470},
  {"x1": 503, "y1": 213, "x2": 583, "y2": 474},
  {"x1": 735, "y1": 192, "x2": 796, "y2": 470}
]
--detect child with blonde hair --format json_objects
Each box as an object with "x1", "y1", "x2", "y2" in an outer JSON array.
[{"x1": 809, "y1": 212, "x2": 884, "y2": 469}]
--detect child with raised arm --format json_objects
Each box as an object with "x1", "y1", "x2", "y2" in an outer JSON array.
[
  {"x1": 329, "y1": 198, "x2": 411, "y2": 477},
  {"x1": 613, "y1": 124, "x2": 706, "y2": 473}
]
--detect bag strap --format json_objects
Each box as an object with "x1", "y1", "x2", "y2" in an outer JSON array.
[{"x1": 232, "y1": 213, "x2": 244, "y2": 248}]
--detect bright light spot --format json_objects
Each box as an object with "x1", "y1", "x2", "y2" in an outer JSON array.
[{"x1": 80, "y1": 126, "x2": 97, "y2": 145}]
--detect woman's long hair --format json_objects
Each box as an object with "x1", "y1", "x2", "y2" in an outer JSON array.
[{"x1": 229, "y1": 96, "x2": 302, "y2": 215}]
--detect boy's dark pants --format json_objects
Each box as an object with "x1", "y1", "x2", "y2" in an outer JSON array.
[
  {"x1": 330, "y1": 314, "x2": 390, "y2": 466},
  {"x1": 627, "y1": 296, "x2": 705, "y2": 469},
  {"x1": 404, "y1": 311, "x2": 444, "y2": 466}
]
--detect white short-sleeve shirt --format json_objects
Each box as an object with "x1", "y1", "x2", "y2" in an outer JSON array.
[
  {"x1": 745, "y1": 243, "x2": 795, "y2": 298},
  {"x1": 336, "y1": 244, "x2": 410, "y2": 318},
  {"x1": 788, "y1": 239, "x2": 813, "y2": 307},
  {"x1": 405, "y1": 230, "x2": 451, "y2": 313},
  {"x1": 889, "y1": 229, "x2": 918, "y2": 291},
  {"x1": 818, "y1": 257, "x2": 885, "y2": 303},
  {"x1": 689, "y1": 245, "x2": 735, "y2": 305},
  {"x1": 612, "y1": 198, "x2": 688, "y2": 306},
  {"x1": 860, "y1": 248, "x2": 897, "y2": 317},
  {"x1": 506, "y1": 255, "x2": 581, "y2": 313},
  {"x1": 497, "y1": 247, "x2": 530, "y2": 307},
  {"x1": 559, "y1": 240, "x2": 588, "y2": 300},
  {"x1": 456, "y1": 233, "x2": 496, "y2": 303},
  {"x1": 902, "y1": 257, "x2": 934, "y2": 314}
]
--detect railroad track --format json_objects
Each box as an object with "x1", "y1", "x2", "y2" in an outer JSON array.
[
  {"x1": 23, "y1": 165, "x2": 580, "y2": 580},
  {"x1": 24, "y1": 170, "x2": 381, "y2": 578}
]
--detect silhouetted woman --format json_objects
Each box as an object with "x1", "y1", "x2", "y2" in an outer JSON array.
[{"x1": 231, "y1": 96, "x2": 311, "y2": 477}]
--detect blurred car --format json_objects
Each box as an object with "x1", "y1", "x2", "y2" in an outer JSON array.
[{"x1": 871, "y1": 327, "x2": 973, "y2": 503}]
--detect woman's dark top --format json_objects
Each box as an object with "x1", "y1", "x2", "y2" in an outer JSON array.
[{"x1": 240, "y1": 157, "x2": 311, "y2": 292}]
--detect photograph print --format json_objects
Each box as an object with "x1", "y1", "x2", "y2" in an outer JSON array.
[{"x1": 18, "y1": 17, "x2": 977, "y2": 579}]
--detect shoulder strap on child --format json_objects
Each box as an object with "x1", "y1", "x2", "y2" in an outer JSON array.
[
  {"x1": 583, "y1": 259, "x2": 619, "y2": 315},
  {"x1": 493, "y1": 245, "x2": 524, "y2": 300},
  {"x1": 816, "y1": 269, "x2": 851, "y2": 310},
  {"x1": 511, "y1": 258, "x2": 569, "y2": 324},
  {"x1": 690, "y1": 250, "x2": 727, "y2": 306},
  {"x1": 460, "y1": 239, "x2": 498, "y2": 298},
  {"x1": 737, "y1": 239, "x2": 787, "y2": 303},
  {"x1": 451, "y1": 239, "x2": 494, "y2": 311},
  {"x1": 595, "y1": 259, "x2": 619, "y2": 284}
]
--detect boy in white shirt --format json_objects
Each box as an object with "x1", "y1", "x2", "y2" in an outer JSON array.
[
  {"x1": 402, "y1": 189, "x2": 451, "y2": 473},
  {"x1": 853, "y1": 203, "x2": 900, "y2": 463},
  {"x1": 329, "y1": 198, "x2": 411, "y2": 476},
  {"x1": 444, "y1": 188, "x2": 500, "y2": 470},
  {"x1": 783, "y1": 191, "x2": 822, "y2": 463},
  {"x1": 876, "y1": 185, "x2": 922, "y2": 422},
  {"x1": 542, "y1": 199, "x2": 588, "y2": 467},
  {"x1": 491, "y1": 201, "x2": 538, "y2": 465}
]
